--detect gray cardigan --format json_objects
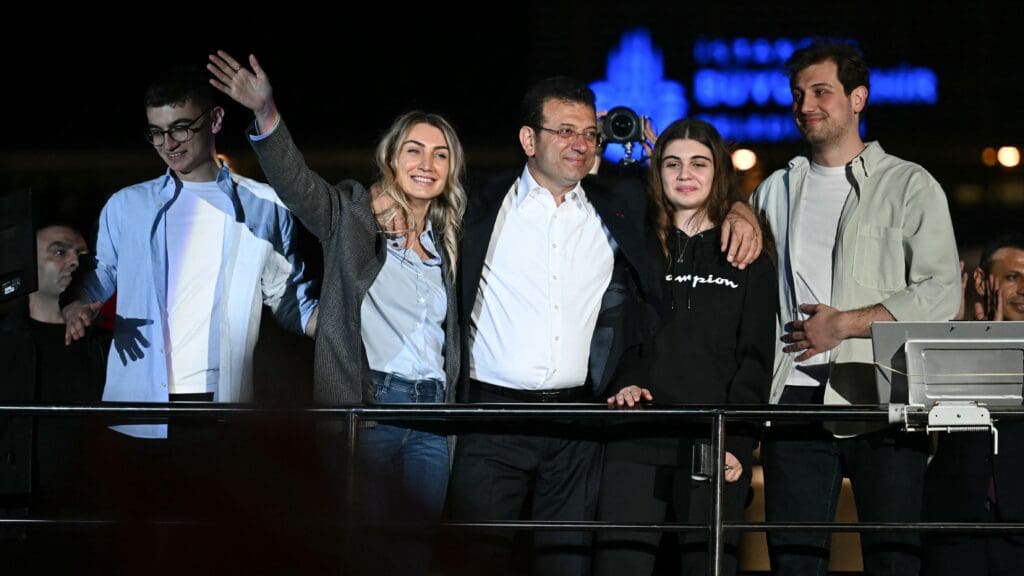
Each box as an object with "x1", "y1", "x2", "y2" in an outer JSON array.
[{"x1": 249, "y1": 120, "x2": 460, "y2": 405}]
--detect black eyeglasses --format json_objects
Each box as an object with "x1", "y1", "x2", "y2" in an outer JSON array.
[
  {"x1": 533, "y1": 125, "x2": 605, "y2": 147},
  {"x1": 145, "y1": 106, "x2": 214, "y2": 146}
]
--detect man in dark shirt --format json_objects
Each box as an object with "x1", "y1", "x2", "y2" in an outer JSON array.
[
  {"x1": 924, "y1": 232, "x2": 1024, "y2": 576},
  {"x1": 0, "y1": 223, "x2": 106, "y2": 569}
]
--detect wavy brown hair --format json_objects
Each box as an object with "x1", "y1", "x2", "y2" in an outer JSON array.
[{"x1": 647, "y1": 118, "x2": 739, "y2": 264}]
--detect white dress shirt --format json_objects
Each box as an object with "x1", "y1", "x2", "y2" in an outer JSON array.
[{"x1": 469, "y1": 166, "x2": 615, "y2": 390}]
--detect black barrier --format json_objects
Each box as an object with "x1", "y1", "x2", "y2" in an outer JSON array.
[{"x1": 3, "y1": 402, "x2": 1024, "y2": 576}]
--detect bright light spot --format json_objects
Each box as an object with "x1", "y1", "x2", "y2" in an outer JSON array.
[
  {"x1": 997, "y1": 146, "x2": 1020, "y2": 168},
  {"x1": 732, "y1": 149, "x2": 757, "y2": 171},
  {"x1": 982, "y1": 147, "x2": 997, "y2": 167}
]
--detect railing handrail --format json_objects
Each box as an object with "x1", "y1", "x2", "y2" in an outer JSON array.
[
  {"x1": 3, "y1": 401, "x2": 1024, "y2": 421},
  {"x1": 4, "y1": 401, "x2": 1022, "y2": 576}
]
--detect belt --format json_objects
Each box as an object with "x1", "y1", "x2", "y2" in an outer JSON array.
[
  {"x1": 475, "y1": 381, "x2": 591, "y2": 403},
  {"x1": 168, "y1": 392, "x2": 215, "y2": 402}
]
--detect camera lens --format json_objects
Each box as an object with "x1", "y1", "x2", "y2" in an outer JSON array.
[
  {"x1": 609, "y1": 115, "x2": 635, "y2": 139},
  {"x1": 602, "y1": 106, "x2": 643, "y2": 144}
]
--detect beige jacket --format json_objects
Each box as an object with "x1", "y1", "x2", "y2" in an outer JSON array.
[{"x1": 751, "y1": 142, "x2": 960, "y2": 432}]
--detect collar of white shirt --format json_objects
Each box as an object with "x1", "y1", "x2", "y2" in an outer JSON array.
[{"x1": 515, "y1": 164, "x2": 590, "y2": 213}]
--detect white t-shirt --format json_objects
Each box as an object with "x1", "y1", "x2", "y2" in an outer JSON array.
[
  {"x1": 165, "y1": 180, "x2": 229, "y2": 394},
  {"x1": 787, "y1": 161, "x2": 851, "y2": 387}
]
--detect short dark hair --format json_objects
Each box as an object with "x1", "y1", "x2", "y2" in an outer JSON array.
[
  {"x1": 520, "y1": 76, "x2": 596, "y2": 128},
  {"x1": 980, "y1": 232, "x2": 1024, "y2": 275},
  {"x1": 144, "y1": 65, "x2": 217, "y2": 110},
  {"x1": 35, "y1": 220, "x2": 83, "y2": 236},
  {"x1": 786, "y1": 40, "x2": 870, "y2": 96}
]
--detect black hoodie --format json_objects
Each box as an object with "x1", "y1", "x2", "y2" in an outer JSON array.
[{"x1": 608, "y1": 225, "x2": 777, "y2": 466}]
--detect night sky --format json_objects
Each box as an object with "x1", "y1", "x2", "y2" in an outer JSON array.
[
  {"x1": 3, "y1": 2, "x2": 1022, "y2": 242},
  {"x1": 6, "y1": 3, "x2": 1022, "y2": 149}
]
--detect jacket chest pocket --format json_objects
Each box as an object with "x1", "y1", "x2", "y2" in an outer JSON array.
[{"x1": 852, "y1": 224, "x2": 904, "y2": 291}]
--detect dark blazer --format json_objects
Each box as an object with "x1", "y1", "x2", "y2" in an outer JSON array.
[
  {"x1": 249, "y1": 121, "x2": 460, "y2": 405},
  {"x1": 457, "y1": 170, "x2": 659, "y2": 401}
]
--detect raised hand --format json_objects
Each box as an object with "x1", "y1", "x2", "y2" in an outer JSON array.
[
  {"x1": 207, "y1": 51, "x2": 279, "y2": 132},
  {"x1": 640, "y1": 116, "x2": 657, "y2": 158},
  {"x1": 986, "y1": 275, "x2": 1005, "y2": 321}
]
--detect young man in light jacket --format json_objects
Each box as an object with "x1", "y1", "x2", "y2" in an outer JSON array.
[{"x1": 750, "y1": 41, "x2": 959, "y2": 576}]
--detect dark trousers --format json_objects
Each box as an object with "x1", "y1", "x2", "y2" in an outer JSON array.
[
  {"x1": 762, "y1": 385, "x2": 928, "y2": 576},
  {"x1": 923, "y1": 505, "x2": 1024, "y2": 576},
  {"x1": 448, "y1": 384, "x2": 602, "y2": 576},
  {"x1": 93, "y1": 415, "x2": 249, "y2": 573},
  {"x1": 94, "y1": 408, "x2": 335, "y2": 575},
  {"x1": 922, "y1": 428, "x2": 1024, "y2": 576},
  {"x1": 594, "y1": 446, "x2": 750, "y2": 576}
]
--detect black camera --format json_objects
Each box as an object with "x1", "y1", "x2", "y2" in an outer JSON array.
[{"x1": 601, "y1": 106, "x2": 644, "y2": 144}]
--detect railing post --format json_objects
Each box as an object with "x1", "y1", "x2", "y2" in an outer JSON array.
[
  {"x1": 709, "y1": 411, "x2": 726, "y2": 576},
  {"x1": 344, "y1": 409, "x2": 359, "y2": 573}
]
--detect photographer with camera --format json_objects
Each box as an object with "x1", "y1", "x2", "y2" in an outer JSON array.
[
  {"x1": 602, "y1": 106, "x2": 651, "y2": 163},
  {"x1": 590, "y1": 106, "x2": 657, "y2": 177}
]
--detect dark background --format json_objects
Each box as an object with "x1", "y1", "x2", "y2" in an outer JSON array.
[
  {"x1": 3, "y1": 1, "x2": 1021, "y2": 245},
  {"x1": 1, "y1": 6, "x2": 1017, "y2": 568}
]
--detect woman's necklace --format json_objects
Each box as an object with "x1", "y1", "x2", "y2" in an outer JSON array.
[{"x1": 675, "y1": 230, "x2": 692, "y2": 264}]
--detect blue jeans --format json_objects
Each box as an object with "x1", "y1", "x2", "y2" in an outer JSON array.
[{"x1": 354, "y1": 371, "x2": 448, "y2": 574}]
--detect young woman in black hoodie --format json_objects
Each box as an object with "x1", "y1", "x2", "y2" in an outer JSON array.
[{"x1": 595, "y1": 118, "x2": 777, "y2": 575}]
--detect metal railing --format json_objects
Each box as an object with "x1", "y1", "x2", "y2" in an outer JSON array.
[{"x1": 3, "y1": 402, "x2": 1024, "y2": 575}]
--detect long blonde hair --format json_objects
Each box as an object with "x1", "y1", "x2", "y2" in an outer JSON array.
[{"x1": 372, "y1": 111, "x2": 466, "y2": 279}]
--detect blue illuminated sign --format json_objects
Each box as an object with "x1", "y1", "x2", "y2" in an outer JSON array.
[
  {"x1": 590, "y1": 30, "x2": 687, "y2": 163},
  {"x1": 592, "y1": 31, "x2": 938, "y2": 148},
  {"x1": 694, "y1": 69, "x2": 793, "y2": 107},
  {"x1": 694, "y1": 37, "x2": 801, "y2": 67},
  {"x1": 693, "y1": 66, "x2": 937, "y2": 108}
]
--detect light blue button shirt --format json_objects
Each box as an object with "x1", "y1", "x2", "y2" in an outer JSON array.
[
  {"x1": 361, "y1": 222, "x2": 447, "y2": 382},
  {"x1": 80, "y1": 165, "x2": 317, "y2": 437}
]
